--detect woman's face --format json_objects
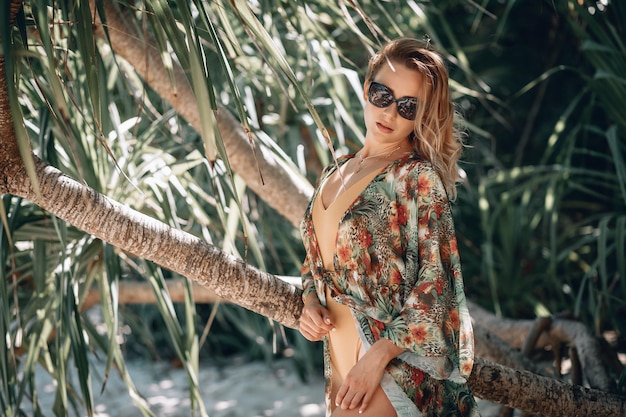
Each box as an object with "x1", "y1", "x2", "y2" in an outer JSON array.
[{"x1": 363, "y1": 60, "x2": 424, "y2": 145}]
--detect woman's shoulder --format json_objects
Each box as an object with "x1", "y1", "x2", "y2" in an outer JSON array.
[
  {"x1": 395, "y1": 152, "x2": 438, "y2": 179},
  {"x1": 392, "y1": 153, "x2": 448, "y2": 196}
]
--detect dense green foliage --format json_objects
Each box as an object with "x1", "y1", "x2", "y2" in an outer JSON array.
[{"x1": 1, "y1": 0, "x2": 624, "y2": 415}]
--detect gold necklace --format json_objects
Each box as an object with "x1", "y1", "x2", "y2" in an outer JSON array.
[{"x1": 355, "y1": 145, "x2": 402, "y2": 174}]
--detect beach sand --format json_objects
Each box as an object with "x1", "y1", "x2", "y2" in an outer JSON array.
[{"x1": 27, "y1": 358, "x2": 503, "y2": 416}]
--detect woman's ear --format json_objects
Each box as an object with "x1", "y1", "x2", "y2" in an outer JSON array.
[{"x1": 363, "y1": 80, "x2": 370, "y2": 102}]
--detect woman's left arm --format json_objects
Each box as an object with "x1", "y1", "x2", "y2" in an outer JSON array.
[{"x1": 377, "y1": 165, "x2": 473, "y2": 379}]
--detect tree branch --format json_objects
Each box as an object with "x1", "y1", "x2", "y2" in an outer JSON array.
[
  {"x1": 469, "y1": 358, "x2": 625, "y2": 417},
  {"x1": 469, "y1": 301, "x2": 615, "y2": 392}
]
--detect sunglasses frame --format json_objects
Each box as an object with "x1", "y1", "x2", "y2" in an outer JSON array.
[{"x1": 367, "y1": 81, "x2": 419, "y2": 121}]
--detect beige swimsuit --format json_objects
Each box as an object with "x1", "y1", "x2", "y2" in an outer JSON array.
[{"x1": 311, "y1": 170, "x2": 380, "y2": 389}]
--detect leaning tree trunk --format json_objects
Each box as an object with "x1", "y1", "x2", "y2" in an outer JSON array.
[{"x1": 1, "y1": 2, "x2": 625, "y2": 416}]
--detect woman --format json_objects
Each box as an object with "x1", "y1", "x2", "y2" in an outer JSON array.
[{"x1": 298, "y1": 38, "x2": 480, "y2": 417}]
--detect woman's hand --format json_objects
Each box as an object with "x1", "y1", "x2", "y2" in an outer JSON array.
[
  {"x1": 298, "y1": 295, "x2": 335, "y2": 341},
  {"x1": 335, "y1": 338, "x2": 403, "y2": 413}
]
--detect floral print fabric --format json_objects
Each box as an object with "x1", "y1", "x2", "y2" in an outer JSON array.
[{"x1": 301, "y1": 152, "x2": 480, "y2": 416}]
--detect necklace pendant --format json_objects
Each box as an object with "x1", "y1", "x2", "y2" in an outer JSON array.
[{"x1": 353, "y1": 144, "x2": 403, "y2": 175}]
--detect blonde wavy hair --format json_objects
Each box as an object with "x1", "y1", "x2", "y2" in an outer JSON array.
[{"x1": 365, "y1": 38, "x2": 464, "y2": 200}]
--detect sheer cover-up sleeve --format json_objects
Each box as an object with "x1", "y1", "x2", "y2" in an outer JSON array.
[{"x1": 377, "y1": 164, "x2": 474, "y2": 382}]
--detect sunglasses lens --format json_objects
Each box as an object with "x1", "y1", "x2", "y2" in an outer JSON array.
[
  {"x1": 368, "y1": 83, "x2": 393, "y2": 108},
  {"x1": 368, "y1": 82, "x2": 418, "y2": 120},
  {"x1": 397, "y1": 99, "x2": 417, "y2": 120}
]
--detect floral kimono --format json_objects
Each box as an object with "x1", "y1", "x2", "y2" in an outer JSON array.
[{"x1": 300, "y1": 152, "x2": 481, "y2": 417}]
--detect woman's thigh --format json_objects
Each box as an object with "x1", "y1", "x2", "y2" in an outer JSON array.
[{"x1": 330, "y1": 385, "x2": 397, "y2": 417}]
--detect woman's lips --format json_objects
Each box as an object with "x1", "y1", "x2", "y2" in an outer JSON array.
[{"x1": 376, "y1": 121, "x2": 393, "y2": 133}]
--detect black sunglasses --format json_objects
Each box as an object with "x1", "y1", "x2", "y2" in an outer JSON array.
[{"x1": 367, "y1": 81, "x2": 418, "y2": 121}]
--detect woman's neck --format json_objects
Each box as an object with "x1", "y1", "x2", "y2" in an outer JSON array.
[{"x1": 359, "y1": 140, "x2": 412, "y2": 159}]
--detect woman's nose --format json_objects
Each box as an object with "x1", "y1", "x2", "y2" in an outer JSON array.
[{"x1": 382, "y1": 103, "x2": 398, "y2": 118}]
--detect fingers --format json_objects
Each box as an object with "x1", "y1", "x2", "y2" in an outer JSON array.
[
  {"x1": 335, "y1": 374, "x2": 378, "y2": 413},
  {"x1": 334, "y1": 383, "x2": 348, "y2": 409},
  {"x1": 335, "y1": 381, "x2": 363, "y2": 411},
  {"x1": 358, "y1": 392, "x2": 373, "y2": 414},
  {"x1": 298, "y1": 320, "x2": 327, "y2": 341},
  {"x1": 321, "y1": 311, "x2": 335, "y2": 330},
  {"x1": 309, "y1": 307, "x2": 334, "y2": 331},
  {"x1": 298, "y1": 304, "x2": 335, "y2": 341},
  {"x1": 336, "y1": 388, "x2": 365, "y2": 411}
]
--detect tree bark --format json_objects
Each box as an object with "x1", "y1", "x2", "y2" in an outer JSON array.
[{"x1": 468, "y1": 358, "x2": 625, "y2": 417}]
